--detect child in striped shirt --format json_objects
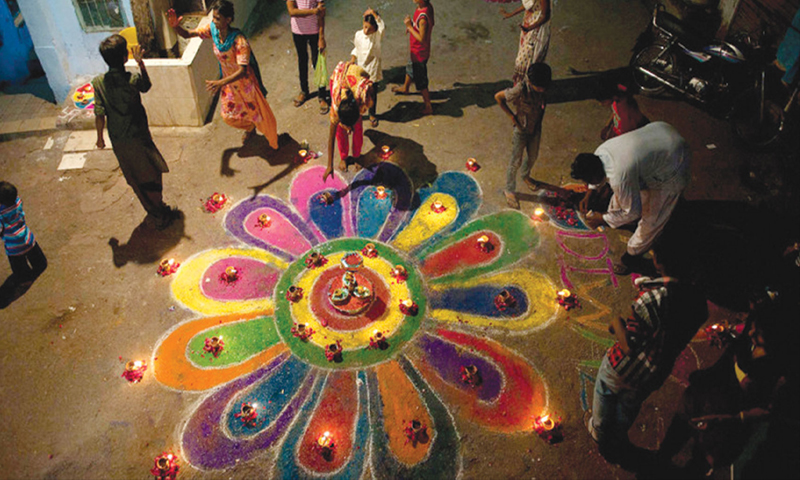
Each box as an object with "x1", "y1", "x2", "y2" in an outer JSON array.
[{"x1": 0, "y1": 181, "x2": 47, "y2": 284}]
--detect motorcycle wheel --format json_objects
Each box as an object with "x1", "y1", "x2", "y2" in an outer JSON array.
[
  {"x1": 631, "y1": 44, "x2": 675, "y2": 95},
  {"x1": 729, "y1": 87, "x2": 784, "y2": 149}
]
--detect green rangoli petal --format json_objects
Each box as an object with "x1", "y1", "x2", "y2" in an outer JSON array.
[{"x1": 187, "y1": 316, "x2": 281, "y2": 367}]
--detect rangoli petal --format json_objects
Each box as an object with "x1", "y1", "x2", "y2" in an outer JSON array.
[
  {"x1": 290, "y1": 166, "x2": 354, "y2": 241},
  {"x1": 350, "y1": 162, "x2": 413, "y2": 241}
]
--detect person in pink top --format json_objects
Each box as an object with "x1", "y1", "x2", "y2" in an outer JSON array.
[
  {"x1": 287, "y1": 0, "x2": 329, "y2": 114},
  {"x1": 392, "y1": 0, "x2": 434, "y2": 115},
  {"x1": 596, "y1": 80, "x2": 649, "y2": 141}
]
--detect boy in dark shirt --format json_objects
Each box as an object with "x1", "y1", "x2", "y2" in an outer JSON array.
[{"x1": 93, "y1": 35, "x2": 174, "y2": 230}]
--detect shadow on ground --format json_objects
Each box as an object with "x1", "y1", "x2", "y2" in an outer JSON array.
[
  {"x1": 362, "y1": 130, "x2": 438, "y2": 191},
  {"x1": 108, "y1": 210, "x2": 189, "y2": 267},
  {"x1": 220, "y1": 133, "x2": 308, "y2": 196}
]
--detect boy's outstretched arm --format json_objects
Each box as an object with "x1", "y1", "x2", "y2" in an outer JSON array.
[
  {"x1": 324, "y1": 120, "x2": 338, "y2": 182},
  {"x1": 167, "y1": 9, "x2": 198, "y2": 38},
  {"x1": 500, "y1": 6, "x2": 524, "y2": 19}
]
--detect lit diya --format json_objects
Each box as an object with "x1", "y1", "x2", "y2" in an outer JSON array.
[
  {"x1": 704, "y1": 321, "x2": 743, "y2": 348},
  {"x1": 341, "y1": 252, "x2": 363, "y2": 271},
  {"x1": 532, "y1": 207, "x2": 547, "y2": 221},
  {"x1": 361, "y1": 243, "x2": 378, "y2": 258},
  {"x1": 369, "y1": 330, "x2": 389, "y2": 350},
  {"x1": 556, "y1": 289, "x2": 580, "y2": 310},
  {"x1": 319, "y1": 191, "x2": 335, "y2": 206},
  {"x1": 430, "y1": 200, "x2": 447, "y2": 213},
  {"x1": 256, "y1": 213, "x2": 272, "y2": 229},
  {"x1": 286, "y1": 285, "x2": 304, "y2": 303},
  {"x1": 476, "y1": 234, "x2": 494, "y2": 253},
  {"x1": 460, "y1": 365, "x2": 482, "y2": 387},
  {"x1": 203, "y1": 336, "x2": 225, "y2": 358},
  {"x1": 494, "y1": 289, "x2": 517, "y2": 312},
  {"x1": 391, "y1": 264, "x2": 408, "y2": 282},
  {"x1": 380, "y1": 145, "x2": 393, "y2": 159},
  {"x1": 150, "y1": 452, "x2": 179, "y2": 480},
  {"x1": 317, "y1": 431, "x2": 335, "y2": 460},
  {"x1": 325, "y1": 341, "x2": 343, "y2": 362},
  {"x1": 204, "y1": 192, "x2": 227, "y2": 213},
  {"x1": 235, "y1": 402, "x2": 258, "y2": 426},
  {"x1": 291, "y1": 322, "x2": 314, "y2": 341},
  {"x1": 399, "y1": 298, "x2": 418, "y2": 316},
  {"x1": 157, "y1": 258, "x2": 179, "y2": 276},
  {"x1": 533, "y1": 413, "x2": 563, "y2": 444},
  {"x1": 122, "y1": 360, "x2": 147, "y2": 384},
  {"x1": 374, "y1": 185, "x2": 388, "y2": 199},
  {"x1": 220, "y1": 266, "x2": 240, "y2": 284},
  {"x1": 298, "y1": 149, "x2": 309, "y2": 162},
  {"x1": 466, "y1": 157, "x2": 481, "y2": 172}
]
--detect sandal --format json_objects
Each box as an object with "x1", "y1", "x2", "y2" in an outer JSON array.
[
  {"x1": 319, "y1": 101, "x2": 330, "y2": 115},
  {"x1": 504, "y1": 191, "x2": 520, "y2": 209},
  {"x1": 370, "y1": 116, "x2": 379, "y2": 128},
  {"x1": 293, "y1": 92, "x2": 308, "y2": 107},
  {"x1": 523, "y1": 177, "x2": 542, "y2": 192}
]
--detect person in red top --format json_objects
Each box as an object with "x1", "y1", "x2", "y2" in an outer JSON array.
[
  {"x1": 392, "y1": 0, "x2": 434, "y2": 115},
  {"x1": 596, "y1": 80, "x2": 649, "y2": 141}
]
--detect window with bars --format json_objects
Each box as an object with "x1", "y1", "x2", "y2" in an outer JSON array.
[{"x1": 72, "y1": 0, "x2": 127, "y2": 31}]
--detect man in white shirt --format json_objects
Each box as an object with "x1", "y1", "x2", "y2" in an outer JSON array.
[
  {"x1": 571, "y1": 121, "x2": 691, "y2": 274},
  {"x1": 350, "y1": 8, "x2": 385, "y2": 127}
]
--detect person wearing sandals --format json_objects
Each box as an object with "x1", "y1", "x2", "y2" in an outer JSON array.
[
  {"x1": 350, "y1": 8, "x2": 384, "y2": 128},
  {"x1": 287, "y1": 0, "x2": 329, "y2": 114},
  {"x1": 571, "y1": 122, "x2": 690, "y2": 275},
  {"x1": 323, "y1": 61, "x2": 374, "y2": 182},
  {"x1": 494, "y1": 62, "x2": 551, "y2": 209},
  {"x1": 167, "y1": 2, "x2": 279, "y2": 147}
]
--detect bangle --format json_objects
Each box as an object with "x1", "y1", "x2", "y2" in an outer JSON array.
[{"x1": 739, "y1": 411, "x2": 745, "y2": 422}]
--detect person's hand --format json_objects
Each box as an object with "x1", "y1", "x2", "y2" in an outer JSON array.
[
  {"x1": 323, "y1": 166, "x2": 334, "y2": 182},
  {"x1": 316, "y1": 1, "x2": 325, "y2": 15},
  {"x1": 585, "y1": 211, "x2": 606, "y2": 230},
  {"x1": 403, "y1": 15, "x2": 412, "y2": 28},
  {"x1": 131, "y1": 44, "x2": 145, "y2": 64},
  {"x1": 166, "y1": 8, "x2": 182, "y2": 28},
  {"x1": 96, "y1": 137, "x2": 105, "y2": 149},
  {"x1": 511, "y1": 114, "x2": 522, "y2": 130},
  {"x1": 500, "y1": 7, "x2": 514, "y2": 19},
  {"x1": 600, "y1": 124, "x2": 612, "y2": 140},
  {"x1": 205, "y1": 79, "x2": 223, "y2": 93},
  {"x1": 318, "y1": 35, "x2": 326, "y2": 52},
  {"x1": 578, "y1": 194, "x2": 591, "y2": 213}
]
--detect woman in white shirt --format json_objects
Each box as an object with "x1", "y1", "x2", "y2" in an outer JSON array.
[{"x1": 350, "y1": 8, "x2": 384, "y2": 127}]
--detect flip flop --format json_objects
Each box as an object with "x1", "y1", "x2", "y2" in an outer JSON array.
[
  {"x1": 319, "y1": 101, "x2": 330, "y2": 115},
  {"x1": 523, "y1": 177, "x2": 542, "y2": 192},
  {"x1": 293, "y1": 92, "x2": 308, "y2": 107}
]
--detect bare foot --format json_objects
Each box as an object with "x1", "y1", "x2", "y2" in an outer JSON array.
[
  {"x1": 421, "y1": 105, "x2": 433, "y2": 116},
  {"x1": 392, "y1": 86, "x2": 410, "y2": 95}
]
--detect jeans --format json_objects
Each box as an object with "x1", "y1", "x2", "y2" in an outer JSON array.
[
  {"x1": 505, "y1": 126, "x2": 541, "y2": 192},
  {"x1": 590, "y1": 356, "x2": 646, "y2": 460}
]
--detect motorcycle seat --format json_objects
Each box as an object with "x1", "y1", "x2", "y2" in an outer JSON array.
[{"x1": 655, "y1": 10, "x2": 713, "y2": 50}]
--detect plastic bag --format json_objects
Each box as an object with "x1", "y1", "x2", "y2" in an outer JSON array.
[{"x1": 313, "y1": 51, "x2": 329, "y2": 89}]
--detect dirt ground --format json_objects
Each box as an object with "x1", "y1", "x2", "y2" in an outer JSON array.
[{"x1": 0, "y1": 0, "x2": 798, "y2": 479}]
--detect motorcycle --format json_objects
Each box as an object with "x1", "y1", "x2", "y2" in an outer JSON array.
[{"x1": 630, "y1": 4, "x2": 754, "y2": 113}]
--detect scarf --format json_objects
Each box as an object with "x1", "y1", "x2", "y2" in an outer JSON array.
[{"x1": 209, "y1": 21, "x2": 267, "y2": 96}]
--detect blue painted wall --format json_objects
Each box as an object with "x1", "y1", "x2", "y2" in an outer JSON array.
[
  {"x1": 17, "y1": 0, "x2": 133, "y2": 101},
  {"x1": 0, "y1": 0, "x2": 35, "y2": 85}
]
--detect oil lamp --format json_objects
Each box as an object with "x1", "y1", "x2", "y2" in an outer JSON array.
[
  {"x1": 341, "y1": 252, "x2": 363, "y2": 271},
  {"x1": 236, "y1": 402, "x2": 258, "y2": 426},
  {"x1": 204, "y1": 192, "x2": 227, "y2": 213},
  {"x1": 399, "y1": 298, "x2": 418, "y2": 316},
  {"x1": 157, "y1": 258, "x2": 179, "y2": 276},
  {"x1": 494, "y1": 289, "x2": 517, "y2": 312},
  {"x1": 362, "y1": 243, "x2": 378, "y2": 258},
  {"x1": 286, "y1": 285, "x2": 304, "y2": 302},
  {"x1": 404, "y1": 420, "x2": 428, "y2": 445},
  {"x1": 319, "y1": 191, "x2": 335, "y2": 205},
  {"x1": 325, "y1": 341, "x2": 343, "y2": 362},
  {"x1": 305, "y1": 252, "x2": 327, "y2": 269},
  {"x1": 466, "y1": 157, "x2": 480, "y2": 172},
  {"x1": 203, "y1": 336, "x2": 225, "y2": 358},
  {"x1": 317, "y1": 431, "x2": 335, "y2": 459},
  {"x1": 257, "y1": 213, "x2": 272, "y2": 228},
  {"x1": 533, "y1": 413, "x2": 563, "y2": 444},
  {"x1": 532, "y1": 207, "x2": 546, "y2": 221},
  {"x1": 557, "y1": 289, "x2": 580, "y2": 310},
  {"x1": 430, "y1": 200, "x2": 447, "y2": 213},
  {"x1": 122, "y1": 360, "x2": 147, "y2": 384},
  {"x1": 150, "y1": 452, "x2": 178, "y2": 480},
  {"x1": 391, "y1": 265, "x2": 407, "y2": 282},
  {"x1": 460, "y1": 365, "x2": 482, "y2": 386},
  {"x1": 222, "y1": 266, "x2": 239, "y2": 284},
  {"x1": 298, "y1": 149, "x2": 308, "y2": 160},
  {"x1": 291, "y1": 322, "x2": 314, "y2": 341},
  {"x1": 374, "y1": 185, "x2": 387, "y2": 199},
  {"x1": 369, "y1": 330, "x2": 389, "y2": 350},
  {"x1": 380, "y1": 145, "x2": 392, "y2": 159},
  {"x1": 476, "y1": 234, "x2": 494, "y2": 253}
]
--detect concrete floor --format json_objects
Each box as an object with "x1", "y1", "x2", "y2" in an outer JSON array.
[{"x1": 0, "y1": 0, "x2": 798, "y2": 479}]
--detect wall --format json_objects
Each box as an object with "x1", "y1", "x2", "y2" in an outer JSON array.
[{"x1": 0, "y1": 0, "x2": 35, "y2": 85}]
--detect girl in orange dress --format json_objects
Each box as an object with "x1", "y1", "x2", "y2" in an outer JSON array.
[{"x1": 168, "y1": 1, "x2": 278, "y2": 147}]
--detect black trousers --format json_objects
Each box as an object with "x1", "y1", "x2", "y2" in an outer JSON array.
[
  {"x1": 7, "y1": 242, "x2": 47, "y2": 282},
  {"x1": 293, "y1": 33, "x2": 328, "y2": 100}
]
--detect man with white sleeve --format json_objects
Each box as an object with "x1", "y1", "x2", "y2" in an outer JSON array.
[{"x1": 570, "y1": 121, "x2": 691, "y2": 275}]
